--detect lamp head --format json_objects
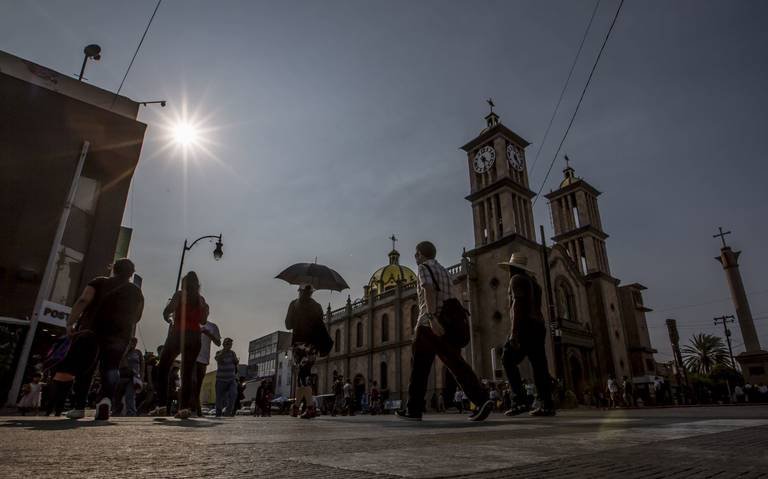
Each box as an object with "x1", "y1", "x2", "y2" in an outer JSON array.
[{"x1": 213, "y1": 238, "x2": 223, "y2": 261}]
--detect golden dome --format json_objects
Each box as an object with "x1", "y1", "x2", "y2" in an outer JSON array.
[{"x1": 367, "y1": 249, "x2": 417, "y2": 296}]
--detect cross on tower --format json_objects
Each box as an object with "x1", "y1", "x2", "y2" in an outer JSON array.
[
  {"x1": 486, "y1": 98, "x2": 495, "y2": 114},
  {"x1": 564, "y1": 154, "x2": 571, "y2": 169},
  {"x1": 389, "y1": 234, "x2": 398, "y2": 251},
  {"x1": 713, "y1": 226, "x2": 732, "y2": 248}
]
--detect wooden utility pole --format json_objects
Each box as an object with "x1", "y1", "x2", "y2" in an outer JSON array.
[{"x1": 713, "y1": 314, "x2": 737, "y2": 369}]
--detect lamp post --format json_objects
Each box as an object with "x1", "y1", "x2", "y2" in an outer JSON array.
[{"x1": 174, "y1": 234, "x2": 223, "y2": 292}]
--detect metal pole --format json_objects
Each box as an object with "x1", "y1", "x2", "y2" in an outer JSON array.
[
  {"x1": 6, "y1": 141, "x2": 90, "y2": 406},
  {"x1": 174, "y1": 240, "x2": 188, "y2": 293},
  {"x1": 539, "y1": 225, "x2": 563, "y2": 388},
  {"x1": 714, "y1": 315, "x2": 737, "y2": 369}
]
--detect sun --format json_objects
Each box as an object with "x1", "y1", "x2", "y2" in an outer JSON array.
[{"x1": 172, "y1": 122, "x2": 199, "y2": 146}]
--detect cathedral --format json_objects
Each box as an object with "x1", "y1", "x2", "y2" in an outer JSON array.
[{"x1": 314, "y1": 108, "x2": 657, "y2": 405}]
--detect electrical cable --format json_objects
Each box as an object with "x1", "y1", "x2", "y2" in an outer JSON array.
[
  {"x1": 529, "y1": 0, "x2": 602, "y2": 178},
  {"x1": 533, "y1": 0, "x2": 625, "y2": 205},
  {"x1": 110, "y1": 0, "x2": 163, "y2": 108}
]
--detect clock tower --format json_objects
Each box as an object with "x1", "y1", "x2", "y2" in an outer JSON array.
[
  {"x1": 460, "y1": 107, "x2": 536, "y2": 245},
  {"x1": 459, "y1": 105, "x2": 554, "y2": 380}
]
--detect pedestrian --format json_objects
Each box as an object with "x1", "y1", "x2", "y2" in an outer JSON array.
[
  {"x1": 254, "y1": 381, "x2": 265, "y2": 416},
  {"x1": 454, "y1": 388, "x2": 464, "y2": 413},
  {"x1": 234, "y1": 376, "x2": 246, "y2": 414},
  {"x1": 50, "y1": 259, "x2": 144, "y2": 420},
  {"x1": 214, "y1": 338, "x2": 239, "y2": 417},
  {"x1": 343, "y1": 377, "x2": 355, "y2": 416},
  {"x1": 607, "y1": 376, "x2": 619, "y2": 408},
  {"x1": 498, "y1": 253, "x2": 555, "y2": 417},
  {"x1": 332, "y1": 375, "x2": 344, "y2": 416},
  {"x1": 371, "y1": 381, "x2": 381, "y2": 415},
  {"x1": 397, "y1": 241, "x2": 493, "y2": 422},
  {"x1": 489, "y1": 386, "x2": 498, "y2": 411},
  {"x1": 17, "y1": 373, "x2": 43, "y2": 415},
  {"x1": 152, "y1": 271, "x2": 208, "y2": 419},
  {"x1": 524, "y1": 380, "x2": 536, "y2": 409},
  {"x1": 194, "y1": 315, "x2": 221, "y2": 417},
  {"x1": 114, "y1": 337, "x2": 143, "y2": 416},
  {"x1": 622, "y1": 376, "x2": 634, "y2": 408},
  {"x1": 262, "y1": 379, "x2": 273, "y2": 417},
  {"x1": 284, "y1": 284, "x2": 333, "y2": 419}
]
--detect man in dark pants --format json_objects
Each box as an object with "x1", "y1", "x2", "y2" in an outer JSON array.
[
  {"x1": 397, "y1": 241, "x2": 493, "y2": 422},
  {"x1": 499, "y1": 253, "x2": 555, "y2": 417},
  {"x1": 57, "y1": 259, "x2": 144, "y2": 420}
]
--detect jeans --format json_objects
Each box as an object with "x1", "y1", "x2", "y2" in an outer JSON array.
[
  {"x1": 406, "y1": 326, "x2": 488, "y2": 415},
  {"x1": 70, "y1": 336, "x2": 128, "y2": 410},
  {"x1": 502, "y1": 321, "x2": 553, "y2": 410},
  {"x1": 156, "y1": 329, "x2": 202, "y2": 411},
  {"x1": 215, "y1": 379, "x2": 237, "y2": 416},
  {"x1": 194, "y1": 362, "x2": 207, "y2": 416},
  {"x1": 123, "y1": 379, "x2": 137, "y2": 416}
]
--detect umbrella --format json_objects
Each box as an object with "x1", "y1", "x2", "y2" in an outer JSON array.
[{"x1": 275, "y1": 262, "x2": 350, "y2": 292}]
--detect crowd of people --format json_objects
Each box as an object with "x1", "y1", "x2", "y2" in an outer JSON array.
[{"x1": 23, "y1": 240, "x2": 764, "y2": 422}]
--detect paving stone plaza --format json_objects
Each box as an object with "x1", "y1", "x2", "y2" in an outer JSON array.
[{"x1": 1, "y1": 405, "x2": 767, "y2": 478}]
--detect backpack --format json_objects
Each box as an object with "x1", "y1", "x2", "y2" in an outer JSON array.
[{"x1": 423, "y1": 264, "x2": 471, "y2": 348}]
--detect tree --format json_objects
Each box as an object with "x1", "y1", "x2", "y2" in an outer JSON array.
[{"x1": 682, "y1": 333, "x2": 730, "y2": 376}]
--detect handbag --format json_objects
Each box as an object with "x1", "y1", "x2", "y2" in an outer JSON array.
[
  {"x1": 423, "y1": 264, "x2": 471, "y2": 348},
  {"x1": 42, "y1": 335, "x2": 72, "y2": 372}
]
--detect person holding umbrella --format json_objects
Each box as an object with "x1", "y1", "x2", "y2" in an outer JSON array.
[{"x1": 284, "y1": 284, "x2": 333, "y2": 419}]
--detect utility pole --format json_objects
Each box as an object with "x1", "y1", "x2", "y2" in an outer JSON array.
[
  {"x1": 713, "y1": 314, "x2": 737, "y2": 369},
  {"x1": 666, "y1": 318, "x2": 689, "y2": 405}
]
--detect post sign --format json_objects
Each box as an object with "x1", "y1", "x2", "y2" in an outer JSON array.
[{"x1": 39, "y1": 300, "x2": 71, "y2": 328}]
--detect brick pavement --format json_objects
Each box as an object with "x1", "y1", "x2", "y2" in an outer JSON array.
[{"x1": 1, "y1": 406, "x2": 767, "y2": 478}]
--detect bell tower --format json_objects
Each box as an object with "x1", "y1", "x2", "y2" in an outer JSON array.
[
  {"x1": 460, "y1": 103, "x2": 536, "y2": 245},
  {"x1": 544, "y1": 157, "x2": 610, "y2": 275}
]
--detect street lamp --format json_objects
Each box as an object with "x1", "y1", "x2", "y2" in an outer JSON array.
[{"x1": 174, "y1": 233, "x2": 223, "y2": 292}]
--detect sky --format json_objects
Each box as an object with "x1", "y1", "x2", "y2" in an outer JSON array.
[{"x1": 2, "y1": 0, "x2": 767, "y2": 369}]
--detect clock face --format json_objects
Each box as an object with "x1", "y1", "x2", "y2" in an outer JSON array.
[
  {"x1": 473, "y1": 145, "x2": 496, "y2": 173},
  {"x1": 507, "y1": 144, "x2": 524, "y2": 172}
]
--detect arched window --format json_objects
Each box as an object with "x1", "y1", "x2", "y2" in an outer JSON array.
[
  {"x1": 334, "y1": 329, "x2": 340, "y2": 352},
  {"x1": 381, "y1": 314, "x2": 389, "y2": 343},
  {"x1": 556, "y1": 279, "x2": 577, "y2": 322},
  {"x1": 380, "y1": 362, "x2": 388, "y2": 390},
  {"x1": 356, "y1": 322, "x2": 363, "y2": 348},
  {"x1": 410, "y1": 305, "x2": 418, "y2": 330}
]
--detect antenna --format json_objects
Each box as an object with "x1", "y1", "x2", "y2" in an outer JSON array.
[{"x1": 78, "y1": 44, "x2": 101, "y2": 81}]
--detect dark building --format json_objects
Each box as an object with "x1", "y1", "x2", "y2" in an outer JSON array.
[{"x1": 0, "y1": 50, "x2": 146, "y2": 402}]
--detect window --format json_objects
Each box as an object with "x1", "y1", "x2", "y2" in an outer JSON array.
[
  {"x1": 410, "y1": 305, "x2": 418, "y2": 330},
  {"x1": 356, "y1": 322, "x2": 363, "y2": 348},
  {"x1": 555, "y1": 280, "x2": 577, "y2": 322},
  {"x1": 381, "y1": 314, "x2": 389, "y2": 343},
  {"x1": 334, "y1": 329, "x2": 341, "y2": 352},
  {"x1": 380, "y1": 362, "x2": 388, "y2": 390}
]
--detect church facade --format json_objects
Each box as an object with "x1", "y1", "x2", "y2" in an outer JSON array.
[{"x1": 314, "y1": 109, "x2": 657, "y2": 405}]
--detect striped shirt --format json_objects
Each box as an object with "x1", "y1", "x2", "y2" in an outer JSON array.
[
  {"x1": 215, "y1": 349, "x2": 239, "y2": 382},
  {"x1": 416, "y1": 259, "x2": 453, "y2": 329}
]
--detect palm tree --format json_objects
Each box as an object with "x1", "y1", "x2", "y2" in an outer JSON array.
[{"x1": 682, "y1": 333, "x2": 730, "y2": 375}]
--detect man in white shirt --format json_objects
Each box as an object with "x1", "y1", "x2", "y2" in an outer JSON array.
[
  {"x1": 396, "y1": 241, "x2": 492, "y2": 422},
  {"x1": 194, "y1": 317, "x2": 221, "y2": 417}
]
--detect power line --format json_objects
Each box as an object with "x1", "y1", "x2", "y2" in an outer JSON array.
[
  {"x1": 648, "y1": 289, "x2": 768, "y2": 315},
  {"x1": 529, "y1": 0, "x2": 602, "y2": 178},
  {"x1": 110, "y1": 0, "x2": 163, "y2": 108},
  {"x1": 533, "y1": 0, "x2": 625, "y2": 205}
]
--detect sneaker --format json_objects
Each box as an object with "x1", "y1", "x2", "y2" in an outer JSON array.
[
  {"x1": 504, "y1": 404, "x2": 530, "y2": 417},
  {"x1": 65, "y1": 409, "x2": 85, "y2": 419},
  {"x1": 148, "y1": 406, "x2": 167, "y2": 416},
  {"x1": 175, "y1": 408, "x2": 192, "y2": 419},
  {"x1": 468, "y1": 400, "x2": 494, "y2": 422},
  {"x1": 394, "y1": 409, "x2": 422, "y2": 421},
  {"x1": 94, "y1": 398, "x2": 111, "y2": 421},
  {"x1": 529, "y1": 407, "x2": 556, "y2": 417}
]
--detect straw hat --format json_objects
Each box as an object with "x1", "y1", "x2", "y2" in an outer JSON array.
[{"x1": 498, "y1": 253, "x2": 535, "y2": 273}]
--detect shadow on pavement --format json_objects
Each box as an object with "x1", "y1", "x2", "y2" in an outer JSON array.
[
  {"x1": 151, "y1": 417, "x2": 221, "y2": 428},
  {"x1": 0, "y1": 419, "x2": 118, "y2": 430}
]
